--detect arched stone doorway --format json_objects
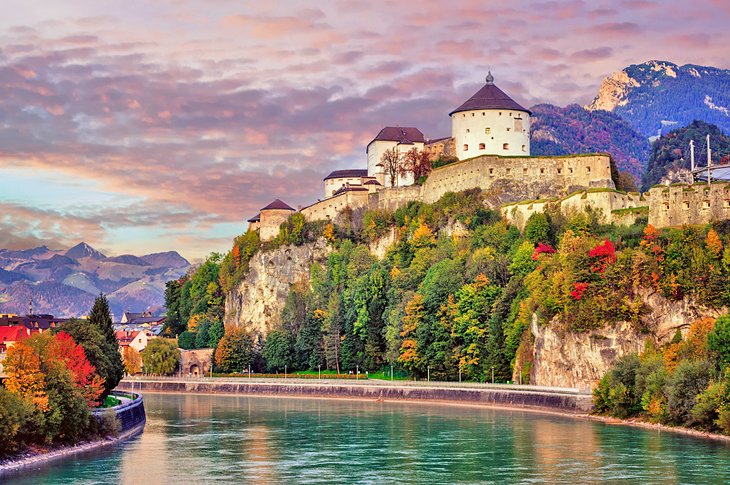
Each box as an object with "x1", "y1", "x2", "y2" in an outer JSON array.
[{"x1": 190, "y1": 364, "x2": 200, "y2": 376}]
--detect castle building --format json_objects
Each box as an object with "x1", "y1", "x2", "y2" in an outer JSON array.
[
  {"x1": 258, "y1": 199, "x2": 295, "y2": 241},
  {"x1": 366, "y1": 126, "x2": 425, "y2": 187},
  {"x1": 323, "y1": 169, "x2": 373, "y2": 198},
  {"x1": 450, "y1": 72, "x2": 531, "y2": 160}
]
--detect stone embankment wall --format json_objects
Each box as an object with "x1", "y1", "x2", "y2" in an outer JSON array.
[
  {"x1": 527, "y1": 290, "x2": 728, "y2": 389},
  {"x1": 92, "y1": 391, "x2": 146, "y2": 434},
  {"x1": 224, "y1": 239, "x2": 330, "y2": 336},
  {"x1": 116, "y1": 378, "x2": 593, "y2": 414},
  {"x1": 647, "y1": 182, "x2": 730, "y2": 227}
]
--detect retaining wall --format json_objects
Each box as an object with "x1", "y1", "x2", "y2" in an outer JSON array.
[{"x1": 116, "y1": 379, "x2": 593, "y2": 414}]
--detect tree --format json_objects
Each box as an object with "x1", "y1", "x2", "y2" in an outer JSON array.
[
  {"x1": 0, "y1": 388, "x2": 32, "y2": 455},
  {"x1": 4, "y1": 340, "x2": 49, "y2": 411},
  {"x1": 123, "y1": 347, "x2": 142, "y2": 375},
  {"x1": 262, "y1": 330, "x2": 293, "y2": 371},
  {"x1": 208, "y1": 319, "x2": 225, "y2": 349},
  {"x1": 177, "y1": 331, "x2": 196, "y2": 350},
  {"x1": 524, "y1": 212, "x2": 553, "y2": 245},
  {"x1": 708, "y1": 314, "x2": 730, "y2": 370},
  {"x1": 401, "y1": 147, "x2": 432, "y2": 183},
  {"x1": 142, "y1": 339, "x2": 180, "y2": 375},
  {"x1": 214, "y1": 329, "x2": 255, "y2": 373},
  {"x1": 88, "y1": 294, "x2": 124, "y2": 398},
  {"x1": 49, "y1": 332, "x2": 105, "y2": 407},
  {"x1": 379, "y1": 147, "x2": 402, "y2": 187}
]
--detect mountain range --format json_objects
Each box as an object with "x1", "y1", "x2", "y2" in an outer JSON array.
[
  {"x1": 530, "y1": 60, "x2": 730, "y2": 186},
  {"x1": 0, "y1": 242, "x2": 190, "y2": 319}
]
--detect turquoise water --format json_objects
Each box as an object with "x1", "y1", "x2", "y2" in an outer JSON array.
[{"x1": 6, "y1": 392, "x2": 730, "y2": 484}]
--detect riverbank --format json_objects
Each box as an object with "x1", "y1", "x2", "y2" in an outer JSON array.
[
  {"x1": 117, "y1": 376, "x2": 593, "y2": 414},
  {"x1": 587, "y1": 414, "x2": 730, "y2": 444},
  {"x1": 0, "y1": 391, "x2": 146, "y2": 477}
]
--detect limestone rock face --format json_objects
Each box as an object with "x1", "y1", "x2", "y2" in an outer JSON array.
[
  {"x1": 586, "y1": 69, "x2": 639, "y2": 112},
  {"x1": 224, "y1": 239, "x2": 330, "y2": 337},
  {"x1": 527, "y1": 289, "x2": 727, "y2": 390}
]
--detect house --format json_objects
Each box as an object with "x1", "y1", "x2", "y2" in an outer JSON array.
[
  {"x1": 366, "y1": 126, "x2": 425, "y2": 187},
  {"x1": 115, "y1": 329, "x2": 154, "y2": 352},
  {"x1": 0, "y1": 314, "x2": 68, "y2": 332},
  {"x1": 0, "y1": 325, "x2": 32, "y2": 376}
]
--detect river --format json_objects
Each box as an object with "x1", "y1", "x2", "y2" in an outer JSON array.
[{"x1": 7, "y1": 392, "x2": 730, "y2": 484}]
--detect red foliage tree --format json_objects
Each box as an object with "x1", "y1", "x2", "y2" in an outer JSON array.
[
  {"x1": 571, "y1": 282, "x2": 589, "y2": 300},
  {"x1": 532, "y1": 243, "x2": 556, "y2": 260},
  {"x1": 49, "y1": 332, "x2": 105, "y2": 407},
  {"x1": 589, "y1": 239, "x2": 617, "y2": 273},
  {"x1": 401, "y1": 147, "x2": 432, "y2": 182}
]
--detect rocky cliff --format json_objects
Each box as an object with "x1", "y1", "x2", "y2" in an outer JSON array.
[
  {"x1": 526, "y1": 289, "x2": 727, "y2": 390},
  {"x1": 224, "y1": 239, "x2": 330, "y2": 336}
]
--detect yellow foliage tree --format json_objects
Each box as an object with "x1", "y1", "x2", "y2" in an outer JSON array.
[
  {"x1": 4, "y1": 341, "x2": 49, "y2": 411},
  {"x1": 411, "y1": 223, "x2": 436, "y2": 248},
  {"x1": 323, "y1": 223, "x2": 336, "y2": 243},
  {"x1": 706, "y1": 229, "x2": 723, "y2": 257},
  {"x1": 123, "y1": 346, "x2": 142, "y2": 375}
]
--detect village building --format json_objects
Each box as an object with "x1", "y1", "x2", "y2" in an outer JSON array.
[
  {"x1": 115, "y1": 329, "x2": 154, "y2": 353},
  {"x1": 0, "y1": 313, "x2": 67, "y2": 332},
  {"x1": 0, "y1": 325, "x2": 33, "y2": 376}
]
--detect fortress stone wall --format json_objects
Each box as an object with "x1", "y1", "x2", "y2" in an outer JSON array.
[
  {"x1": 502, "y1": 190, "x2": 647, "y2": 230},
  {"x1": 421, "y1": 154, "x2": 614, "y2": 204},
  {"x1": 648, "y1": 182, "x2": 730, "y2": 227},
  {"x1": 300, "y1": 189, "x2": 370, "y2": 222}
]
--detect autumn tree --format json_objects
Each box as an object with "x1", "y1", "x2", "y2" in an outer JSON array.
[
  {"x1": 49, "y1": 332, "x2": 105, "y2": 407},
  {"x1": 4, "y1": 340, "x2": 49, "y2": 411},
  {"x1": 401, "y1": 147, "x2": 432, "y2": 183},
  {"x1": 379, "y1": 147, "x2": 402, "y2": 187},
  {"x1": 214, "y1": 329, "x2": 255, "y2": 373},
  {"x1": 123, "y1": 347, "x2": 142, "y2": 375}
]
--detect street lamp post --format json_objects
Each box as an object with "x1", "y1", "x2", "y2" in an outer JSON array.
[
  {"x1": 318, "y1": 364, "x2": 321, "y2": 379},
  {"x1": 491, "y1": 366, "x2": 495, "y2": 384},
  {"x1": 390, "y1": 365, "x2": 393, "y2": 381},
  {"x1": 285, "y1": 365, "x2": 287, "y2": 379},
  {"x1": 459, "y1": 367, "x2": 462, "y2": 383},
  {"x1": 356, "y1": 365, "x2": 359, "y2": 379},
  {"x1": 427, "y1": 366, "x2": 430, "y2": 382}
]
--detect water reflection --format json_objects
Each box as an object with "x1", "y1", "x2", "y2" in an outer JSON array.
[{"x1": 5, "y1": 393, "x2": 730, "y2": 484}]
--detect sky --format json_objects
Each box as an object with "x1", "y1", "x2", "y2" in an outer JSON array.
[{"x1": 1, "y1": 0, "x2": 729, "y2": 261}]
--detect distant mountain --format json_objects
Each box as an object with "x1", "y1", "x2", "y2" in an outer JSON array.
[
  {"x1": 586, "y1": 60, "x2": 730, "y2": 138},
  {"x1": 65, "y1": 242, "x2": 107, "y2": 261},
  {"x1": 107, "y1": 254, "x2": 151, "y2": 266},
  {"x1": 141, "y1": 251, "x2": 190, "y2": 269},
  {"x1": 530, "y1": 103, "x2": 649, "y2": 179},
  {"x1": 0, "y1": 243, "x2": 191, "y2": 318},
  {"x1": 642, "y1": 120, "x2": 730, "y2": 189}
]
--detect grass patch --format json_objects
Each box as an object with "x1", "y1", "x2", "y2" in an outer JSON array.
[{"x1": 99, "y1": 395, "x2": 121, "y2": 408}]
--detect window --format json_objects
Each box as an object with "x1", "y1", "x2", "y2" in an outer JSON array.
[
  {"x1": 485, "y1": 127, "x2": 491, "y2": 134},
  {"x1": 479, "y1": 143, "x2": 485, "y2": 150},
  {"x1": 557, "y1": 168, "x2": 562, "y2": 175},
  {"x1": 489, "y1": 168, "x2": 494, "y2": 175},
  {"x1": 506, "y1": 127, "x2": 511, "y2": 131},
  {"x1": 522, "y1": 145, "x2": 526, "y2": 152},
  {"x1": 586, "y1": 166, "x2": 591, "y2": 173},
  {"x1": 463, "y1": 114, "x2": 466, "y2": 118},
  {"x1": 466, "y1": 128, "x2": 470, "y2": 133},
  {"x1": 463, "y1": 144, "x2": 468, "y2": 151},
  {"x1": 499, "y1": 112, "x2": 502, "y2": 116},
  {"x1": 569, "y1": 167, "x2": 574, "y2": 174},
  {"x1": 503, "y1": 143, "x2": 509, "y2": 150},
  {"x1": 482, "y1": 112, "x2": 485, "y2": 116},
  {"x1": 683, "y1": 201, "x2": 690, "y2": 210},
  {"x1": 703, "y1": 200, "x2": 711, "y2": 209},
  {"x1": 663, "y1": 203, "x2": 670, "y2": 210},
  {"x1": 506, "y1": 168, "x2": 511, "y2": 174},
  {"x1": 471, "y1": 113, "x2": 475, "y2": 117},
  {"x1": 540, "y1": 168, "x2": 545, "y2": 174}
]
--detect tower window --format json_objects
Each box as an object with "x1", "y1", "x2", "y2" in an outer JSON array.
[
  {"x1": 522, "y1": 145, "x2": 526, "y2": 152},
  {"x1": 482, "y1": 112, "x2": 485, "y2": 116},
  {"x1": 463, "y1": 144, "x2": 468, "y2": 151},
  {"x1": 523, "y1": 168, "x2": 528, "y2": 175},
  {"x1": 479, "y1": 143, "x2": 485, "y2": 150},
  {"x1": 540, "y1": 168, "x2": 545, "y2": 174},
  {"x1": 485, "y1": 127, "x2": 491, "y2": 134},
  {"x1": 466, "y1": 128, "x2": 470, "y2": 133},
  {"x1": 471, "y1": 113, "x2": 475, "y2": 117},
  {"x1": 503, "y1": 143, "x2": 509, "y2": 150},
  {"x1": 489, "y1": 168, "x2": 494, "y2": 175},
  {"x1": 506, "y1": 127, "x2": 511, "y2": 131},
  {"x1": 586, "y1": 166, "x2": 591, "y2": 173}
]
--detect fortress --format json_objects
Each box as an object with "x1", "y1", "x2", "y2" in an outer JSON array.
[{"x1": 247, "y1": 73, "x2": 730, "y2": 239}]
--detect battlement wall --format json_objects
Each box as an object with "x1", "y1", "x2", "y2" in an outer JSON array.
[
  {"x1": 421, "y1": 154, "x2": 615, "y2": 204},
  {"x1": 647, "y1": 182, "x2": 730, "y2": 227},
  {"x1": 371, "y1": 185, "x2": 423, "y2": 212},
  {"x1": 502, "y1": 189, "x2": 646, "y2": 230},
  {"x1": 300, "y1": 190, "x2": 370, "y2": 222}
]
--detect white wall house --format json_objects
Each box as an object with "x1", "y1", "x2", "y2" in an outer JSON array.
[
  {"x1": 323, "y1": 169, "x2": 370, "y2": 198},
  {"x1": 366, "y1": 127, "x2": 425, "y2": 187},
  {"x1": 450, "y1": 72, "x2": 531, "y2": 161}
]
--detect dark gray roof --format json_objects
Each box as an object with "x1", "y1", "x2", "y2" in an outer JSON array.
[
  {"x1": 449, "y1": 77, "x2": 530, "y2": 116},
  {"x1": 363, "y1": 179, "x2": 382, "y2": 185},
  {"x1": 323, "y1": 169, "x2": 369, "y2": 181},
  {"x1": 247, "y1": 213, "x2": 261, "y2": 223},
  {"x1": 367, "y1": 127, "x2": 425, "y2": 149},
  {"x1": 260, "y1": 199, "x2": 295, "y2": 211}
]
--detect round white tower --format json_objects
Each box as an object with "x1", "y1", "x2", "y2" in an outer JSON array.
[{"x1": 450, "y1": 72, "x2": 531, "y2": 160}]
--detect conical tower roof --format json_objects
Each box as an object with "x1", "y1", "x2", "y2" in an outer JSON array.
[
  {"x1": 260, "y1": 199, "x2": 295, "y2": 211},
  {"x1": 449, "y1": 72, "x2": 530, "y2": 116}
]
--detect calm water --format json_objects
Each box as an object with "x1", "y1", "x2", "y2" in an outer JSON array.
[{"x1": 7, "y1": 392, "x2": 730, "y2": 484}]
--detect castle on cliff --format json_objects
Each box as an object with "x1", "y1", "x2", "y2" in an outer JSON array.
[{"x1": 247, "y1": 74, "x2": 730, "y2": 241}]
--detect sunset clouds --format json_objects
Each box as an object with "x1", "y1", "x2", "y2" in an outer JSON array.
[{"x1": 0, "y1": 0, "x2": 728, "y2": 259}]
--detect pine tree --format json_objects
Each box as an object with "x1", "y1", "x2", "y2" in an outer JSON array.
[{"x1": 88, "y1": 294, "x2": 124, "y2": 398}]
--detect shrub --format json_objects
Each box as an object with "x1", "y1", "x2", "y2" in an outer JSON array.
[
  {"x1": 142, "y1": 339, "x2": 180, "y2": 375},
  {"x1": 666, "y1": 359, "x2": 713, "y2": 425},
  {"x1": 593, "y1": 353, "x2": 641, "y2": 418},
  {"x1": 708, "y1": 314, "x2": 730, "y2": 370},
  {"x1": 0, "y1": 388, "x2": 32, "y2": 454},
  {"x1": 95, "y1": 408, "x2": 121, "y2": 437},
  {"x1": 691, "y1": 382, "x2": 723, "y2": 431}
]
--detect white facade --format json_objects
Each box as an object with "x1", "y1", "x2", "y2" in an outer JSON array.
[
  {"x1": 324, "y1": 175, "x2": 368, "y2": 198},
  {"x1": 366, "y1": 140, "x2": 424, "y2": 187},
  {"x1": 452, "y1": 108, "x2": 530, "y2": 160}
]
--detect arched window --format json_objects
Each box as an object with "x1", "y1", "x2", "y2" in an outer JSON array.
[
  {"x1": 463, "y1": 144, "x2": 468, "y2": 151},
  {"x1": 503, "y1": 143, "x2": 509, "y2": 150},
  {"x1": 479, "y1": 143, "x2": 485, "y2": 150},
  {"x1": 522, "y1": 145, "x2": 526, "y2": 152},
  {"x1": 466, "y1": 128, "x2": 470, "y2": 133},
  {"x1": 485, "y1": 127, "x2": 491, "y2": 134}
]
